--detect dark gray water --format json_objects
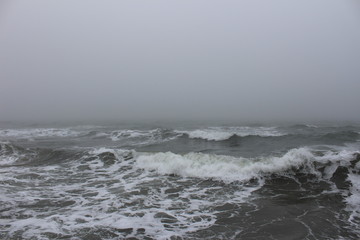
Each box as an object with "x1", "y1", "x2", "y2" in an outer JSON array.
[{"x1": 1, "y1": 123, "x2": 360, "y2": 239}]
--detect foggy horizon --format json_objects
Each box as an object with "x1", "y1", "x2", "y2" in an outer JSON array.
[{"x1": 1, "y1": 0, "x2": 360, "y2": 123}]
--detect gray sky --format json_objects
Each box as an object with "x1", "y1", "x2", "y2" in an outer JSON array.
[{"x1": 1, "y1": 0, "x2": 360, "y2": 123}]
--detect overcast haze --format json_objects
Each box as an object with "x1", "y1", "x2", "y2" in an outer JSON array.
[{"x1": 1, "y1": 0, "x2": 360, "y2": 123}]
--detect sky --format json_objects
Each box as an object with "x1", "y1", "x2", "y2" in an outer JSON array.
[{"x1": 1, "y1": 0, "x2": 360, "y2": 123}]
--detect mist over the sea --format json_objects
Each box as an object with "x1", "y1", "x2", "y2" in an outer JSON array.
[{"x1": 1, "y1": 0, "x2": 360, "y2": 122}]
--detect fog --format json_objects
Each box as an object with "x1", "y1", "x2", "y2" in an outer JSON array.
[{"x1": 1, "y1": 0, "x2": 360, "y2": 123}]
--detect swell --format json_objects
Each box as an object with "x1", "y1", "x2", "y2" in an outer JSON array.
[
  {"x1": 179, "y1": 130, "x2": 360, "y2": 144},
  {"x1": 319, "y1": 131, "x2": 360, "y2": 142},
  {"x1": 0, "y1": 142, "x2": 82, "y2": 167}
]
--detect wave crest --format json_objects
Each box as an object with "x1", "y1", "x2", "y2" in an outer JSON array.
[
  {"x1": 136, "y1": 148, "x2": 358, "y2": 183},
  {"x1": 176, "y1": 127, "x2": 285, "y2": 141}
]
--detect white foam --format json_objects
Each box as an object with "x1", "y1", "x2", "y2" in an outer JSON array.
[
  {"x1": 347, "y1": 174, "x2": 360, "y2": 211},
  {"x1": 0, "y1": 146, "x2": 224, "y2": 239},
  {"x1": 2, "y1": 146, "x2": 359, "y2": 239},
  {"x1": 88, "y1": 147, "x2": 129, "y2": 156},
  {"x1": 108, "y1": 128, "x2": 165, "y2": 141},
  {"x1": 0, "y1": 142, "x2": 32, "y2": 166},
  {"x1": 136, "y1": 148, "x2": 317, "y2": 182},
  {"x1": 109, "y1": 128, "x2": 180, "y2": 145},
  {"x1": 314, "y1": 149, "x2": 357, "y2": 164},
  {"x1": 136, "y1": 148, "x2": 360, "y2": 183},
  {"x1": 110, "y1": 129, "x2": 153, "y2": 140},
  {"x1": 176, "y1": 126, "x2": 285, "y2": 141},
  {"x1": 178, "y1": 129, "x2": 233, "y2": 141},
  {"x1": 305, "y1": 124, "x2": 319, "y2": 128},
  {"x1": 0, "y1": 154, "x2": 20, "y2": 166},
  {"x1": 345, "y1": 159, "x2": 360, "y2": 231}
]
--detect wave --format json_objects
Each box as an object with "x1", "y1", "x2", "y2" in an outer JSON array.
[
  {"x1": 2, "y1": 144, "x2": 360, "y2": 239},
  {"x1": 80, "y1": 129, "x2": 164, "y2": 141},
  {"x1": 287, "y1": 124, "x2": 319, "y2": 129},
  {"x1": 0, "y1": 143, "x2": 107, "y2": 167},
  {"x1": 0, "y1": 128, "x2": 80, "y2": 139},
  {"x1": 176, "y1": 129, "x2": 360, "y2": 146},
  {"x1": 136, "y1": 148, "x2": 360, "y2": 231},
  {"x1": 347, "y1": 172, "x2": 360, "y2": 227},
  {"x1": 0, "y1": 142, "x2": 80, "y2": 167},
  {"x1": 0, "y1": 142, "x2": 36, "y2": 166},
  {"x1": 109, "y1": 129, "x2": 162, "y2": 141},
  {"x1": 0, "y1": 146, "x2": 219, "y2": 239},
  {"x1": 176, "y1": 127, "x2": 285, "y2": 141},
  {"x1": 106, "y1": 128, "x2": 181, "y2": 146},
  {"x1": 135, "y1": 147, "x2": 360, "y2": 231},
  {"x1": 320, "y1": 131, "x2": 359, "y2": 141},
  {"x1": 136, "y1": 148, "x2": 359, "y2": 183}
]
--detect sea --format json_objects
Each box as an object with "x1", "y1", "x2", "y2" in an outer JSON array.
[{"x1": 1, "y1": 121, "x2": 360, "y2": 240}]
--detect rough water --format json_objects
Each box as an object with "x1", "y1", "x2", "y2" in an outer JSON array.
[{"x1": 1, "y1": 123, "x2": 360, "y2": 240}]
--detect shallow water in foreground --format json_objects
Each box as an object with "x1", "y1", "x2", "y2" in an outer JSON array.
[{"x1": 1, "y1": 123, "x2": 360, "y2": 239}]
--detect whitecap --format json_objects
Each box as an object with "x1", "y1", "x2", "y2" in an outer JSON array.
[
  {"x1": 176, "y1": 126, "x2": 285, "y2": 141},
  {"x1": 136, "y1": 148, "x2": 358, "y2": 183},
  {"x1": 108, "y1": 128, "x2": 180, "y2": 145}
]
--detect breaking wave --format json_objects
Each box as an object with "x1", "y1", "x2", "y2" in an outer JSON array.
[
  {"x1": 136, "y1": 148, "x2": 358, "y2": 183},
  {"x1": 176, "y1": 127, "x2": 285, "y2": 141},
  {"x1": 0, "y1": 142, "x2": 36, "y2": 166},
  {"x1": 136, "y1": 147, "x2": 360, "y2": 235}
]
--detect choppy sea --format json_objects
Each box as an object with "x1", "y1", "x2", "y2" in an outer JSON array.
[{"x1": 1, "y1": 122, "x2": 360, "y2": 239}]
